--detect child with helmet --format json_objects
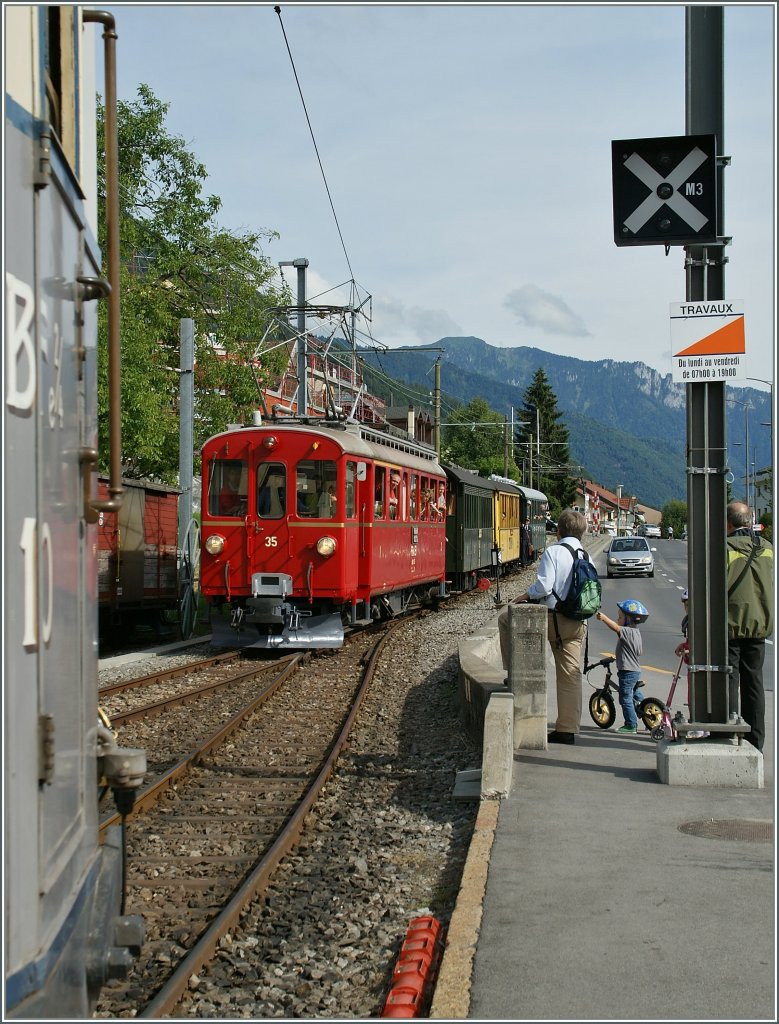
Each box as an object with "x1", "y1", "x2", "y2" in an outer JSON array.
[{"x1": 595, "y1": 598, "x2": 649, "y2": 734}]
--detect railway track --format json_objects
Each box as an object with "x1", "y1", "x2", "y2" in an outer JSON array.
[
  {"x1": 94, "y1": 572, "x2": 530, "y2": 1018},
  {"x1": 95, "y1": 624, "x2": 401, "y2": 1017},
  {"x1": 99, "y1": 650, "x2": 242, "y2": 699},
  {"x1": 99, "y1": 653, "x2": 296, "y2": 728}
]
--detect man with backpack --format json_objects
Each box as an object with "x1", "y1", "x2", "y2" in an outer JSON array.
[{"x1": 499, "y1": 508, "x2": 600, "y2": 745}]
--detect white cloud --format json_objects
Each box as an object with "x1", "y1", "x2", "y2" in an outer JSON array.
[
  {"x1": 503, "y1": 285, "x2": 591, "y2": 338},
  {"x1": 372, "y1": 295, "x2": 463, "y2": 346}
]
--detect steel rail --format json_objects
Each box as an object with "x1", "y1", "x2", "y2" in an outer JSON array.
[
  {"x1": 99, "y1": 654, "x2": 303, "y2": 834},
  {"x1": 98, "y1": 651, "x2": 242, "y2": 697},
  {"x1": 106, "y1": 657, "x2": 295, "y2": 725}
]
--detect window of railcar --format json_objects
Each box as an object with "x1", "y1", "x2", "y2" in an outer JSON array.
[
  {"x1": 482, "y1": 493, "x2": 491, "y2": 528},
  {"x1": 421, "y1": 476, "x2": 435, "y2": 521},
  {"x1": 256, "y1": 463, "x2": 286, "y2": 519},
  {"x1": 208, "y1": 459, "x2": 249, "y2": 517},
  {"x1": 374, "y1": 466, "x2": 386, "y2": 519},
  {"x1": 435, "y1": 480, "x2": 446, "y2": 520},
  {"x1": 431, "y1": 477, "x2": 444, "y2": 516},
  {"x1": 463, "y1": 490, "x2": 474, "y2": 529},
  {"x1": 446, "y1": 490, "x2": 456, "y2": 517},
  {"x1": 409, "y1": 474, "x2": 419, "y2": 520},
  {"x1": 345, "y1": 462, "x2": 357, "y2": 518},
  {"x1": 296, "y1": 459, "x2": 337, "y2": 518},
  {"x1": 388, "y1": 468, "x2": 401, "y2": 520},
  {"x1": 400, "y1": 472, "x2": 409, "y2": 521}
]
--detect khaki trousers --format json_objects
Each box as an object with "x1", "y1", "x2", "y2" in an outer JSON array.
[
  {"x1": 498, "y1": 607, "x2": 586, "y2": 734},
  {"x1": 547, "y1": 612, "x2": 586, "y2": 734}
]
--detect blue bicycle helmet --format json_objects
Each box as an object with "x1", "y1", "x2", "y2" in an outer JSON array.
[
  {"x1": 681, "y1": 589, "x2": 688, "y2": 602},
  {"x1": 617, "y1": 598, "x2": 649, "y2": 623}
]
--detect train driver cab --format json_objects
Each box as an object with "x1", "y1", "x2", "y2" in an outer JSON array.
[{"x1": 210, "y1": 459, "x2": 248, "y2": 517}]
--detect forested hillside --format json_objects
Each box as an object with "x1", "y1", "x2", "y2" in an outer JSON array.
[{"x1": 356, "y1": 336, "x2": 772, "y2": 510}]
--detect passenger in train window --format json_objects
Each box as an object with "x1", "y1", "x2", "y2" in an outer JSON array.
[
  {"x1": 436, "y1": 481, "x2": 446, "y2": 519},
  {"x1": 422, "y1": 486, "x2": 433, "y2": 520},
  {"x1": 389, "y1": 471, "x2": 400, "y2": 520}
]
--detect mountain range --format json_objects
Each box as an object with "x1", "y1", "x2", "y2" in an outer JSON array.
[{"x1": 356, "y1": 336, "x2": 772, "y2": 512}]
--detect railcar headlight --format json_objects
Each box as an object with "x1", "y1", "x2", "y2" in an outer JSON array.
[
  {"x1": 316, "y1": 536, "x2": 337, "y2": 557},
  {"x1": 205, "y1": 534, "x2": 225, "y2": 555}
]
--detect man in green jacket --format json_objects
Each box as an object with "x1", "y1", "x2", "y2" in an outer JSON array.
[{"x1": 726, "y1": 501, "x2": 774, "y2": 752}]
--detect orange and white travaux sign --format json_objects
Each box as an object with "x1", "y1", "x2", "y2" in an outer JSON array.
[{"x1": 670, "y1": 299, "x2": 746, "y2": 384}]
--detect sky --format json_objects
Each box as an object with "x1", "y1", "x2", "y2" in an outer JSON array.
[{"x1": 97, "y1": 2, "x2": 775, "y2": 393}]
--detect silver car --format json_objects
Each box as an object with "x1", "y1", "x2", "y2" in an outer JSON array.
[{"x1": 606, "y1": 536, "x2": 655, "y2": 578}]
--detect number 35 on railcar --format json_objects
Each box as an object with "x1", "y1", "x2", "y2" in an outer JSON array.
[{"x1": 200, "y1": 419, "x2": 448, "y2": 649}]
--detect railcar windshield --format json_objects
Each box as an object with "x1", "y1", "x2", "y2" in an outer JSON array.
[
  {"x1": 209, "y1": 459, "x2": 248, "y2": 517},
  {"x1": 296, "y1": 459, "x2": 337, "y2": 518},
  {"x1": 257, "y1": 463, "x2": 287, "y2": 519}
]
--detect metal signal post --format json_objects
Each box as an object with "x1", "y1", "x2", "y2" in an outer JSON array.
[{"x1": 684, "y1": 6, "x2": 737, "y2": 736}]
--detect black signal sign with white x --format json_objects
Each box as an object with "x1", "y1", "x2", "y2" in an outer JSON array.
[{"x1": 611, "y1": 134, "x2": 718, "y2": 246}]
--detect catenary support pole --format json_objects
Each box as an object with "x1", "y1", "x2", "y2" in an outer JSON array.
[
  {"x1": 295, "y1": 258, "x2": 308, "y2": 415},
  {"x1": 178, "y1": 318, "x2": 194, "y2": 548},
  {"x1": 434, "y1": 358, "x2": 441, "y2": 461}
]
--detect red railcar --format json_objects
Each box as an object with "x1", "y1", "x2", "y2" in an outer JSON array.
[
  {"x1": 200, "y1": 418, "x2": 447, "y2": 648},
  {"x1": 97, "y1": 477, "x2": 179, "y2": 635}
]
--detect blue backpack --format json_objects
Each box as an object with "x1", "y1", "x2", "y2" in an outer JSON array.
[{"x1": 552, "y1": 543, "x2": 602, "y2": 620}]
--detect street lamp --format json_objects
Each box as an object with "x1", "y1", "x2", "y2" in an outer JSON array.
[
  {"x1": 616, "y1": 484, "x2": 623, "y2": 535},
  {"x1": 747, "y1": 378, "x2": 773, "y2": 521},
  {"x1": 726, "y1": 395, "x2": 751, "y2": 512}
]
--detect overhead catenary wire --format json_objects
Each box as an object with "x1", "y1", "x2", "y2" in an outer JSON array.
[{"x1": 274, "y1": 5, "x2": 355, "y2": 282}]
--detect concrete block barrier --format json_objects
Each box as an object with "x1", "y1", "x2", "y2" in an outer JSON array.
[{"x1": 457, "y1": 607, "x2": 548, "y2": 799}]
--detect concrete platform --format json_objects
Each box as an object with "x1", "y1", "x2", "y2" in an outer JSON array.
[{"x1": 433, "y1": 624, "x2": 775, "y2": 1021}]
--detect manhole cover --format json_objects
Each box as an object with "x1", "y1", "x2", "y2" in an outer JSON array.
[{"x1": 678, "y1": 818, "x2": 773, "y2": 843}]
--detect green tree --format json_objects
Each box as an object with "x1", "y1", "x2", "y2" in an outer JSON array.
[
  {"x1": 660, "y1": 499, "x2": 688, "y2": 538},
  {"x1": 96, "y1": 84, "x2": 288, "y2": 481},
  {"x1": 441, "y1": 398, "x2": 519, "y2": 479},
  {"x1": 515, "y1": 368, "x2": 576, "y2": 513}
]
